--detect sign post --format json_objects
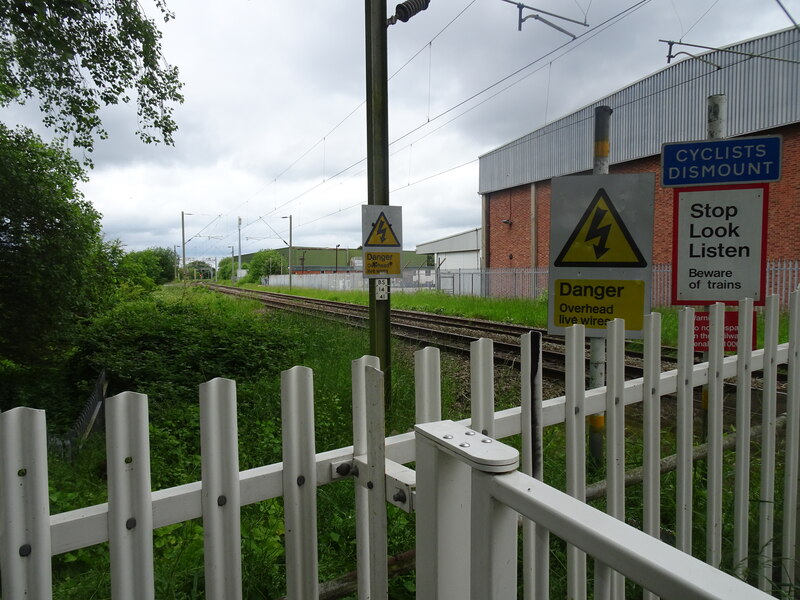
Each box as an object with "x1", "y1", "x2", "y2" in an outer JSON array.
[
  {"x1": 548, "y1": 174, "x2": 655, "y2": 339},
  {"x1": 663, "y1": 133, "x2": 780, "y2": 354}
]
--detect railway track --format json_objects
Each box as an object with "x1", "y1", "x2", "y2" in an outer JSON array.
[
  {"x1": 203, "y1": 283, "x2": 786, "y2": 425},
  {"x1": 203, "y1": 284, "x2": 659, "y2": 380}
]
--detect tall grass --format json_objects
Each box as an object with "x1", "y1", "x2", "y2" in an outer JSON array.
[
  {"x1": 246, "y1": 283, "x2": 791, "y2": 347},
  {"x1": 49, "y1": 283, "x2": 793, "y2": 597},
  {"x1": 51, "y1": 284, "x2": 524, "y2": 598},
  {"x1": 242, "y1": 284, "x2": 550, "y2": 324}
]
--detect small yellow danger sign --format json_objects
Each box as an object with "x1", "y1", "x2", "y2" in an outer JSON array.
[
  {"x1": 554, "y1": 188, "x2": 646, "y2": 268},
  {"x1": 364, "y1": 211, "x2": 401, "y2": 246},
  {"x1": 553, "y1": 278, "x2": 645, "y2": 330},
  {"x1": 364, "y1": 251, "x2": 401, "y2": 276}
]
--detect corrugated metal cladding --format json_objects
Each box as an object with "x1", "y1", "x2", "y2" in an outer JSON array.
[
  {"x1": 416, "y1": 228, "x2": 481, "y2": 253},
  {"x1": 479, "y1": 27, "x2": 800, "y2": 194}
]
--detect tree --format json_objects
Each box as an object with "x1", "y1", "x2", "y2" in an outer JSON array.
[
  {"x1": 117, "y1": 251, "x2": 158, "y2": 290},
  {"x1": 0, "y1": 0, "x2": 183, "y2": 154},
  {"x1": 146, "y1": 246, "x2": 177, "y2": 283},
  {"x1": 186, "y1": 259, "x2": 212, "y2": 279},
  {"x1": 0, "y1": 124, "x2": 111, "y2": 363},
  {"x1": 123, "y1": 247, "x2": 176, "y2": 285},
  {"x1": 242, "y1": 249, "x2": 285, "y2": 283},
  {"x1": 217, "y1": 256, "x2": 233, "y2": 280}
]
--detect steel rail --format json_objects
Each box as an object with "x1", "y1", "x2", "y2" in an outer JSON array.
[{"x1": 203, "y1": 284, "x2": 784, "y2": 420}]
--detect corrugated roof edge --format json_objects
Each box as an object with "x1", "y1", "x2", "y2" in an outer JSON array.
[{"x1": 478, "y1": 26, "x2": 800, "y2": 194}]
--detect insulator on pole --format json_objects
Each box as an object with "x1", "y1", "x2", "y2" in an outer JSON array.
[{"x1": 394, "y1": 0, "x2": 430, "y2": 23}]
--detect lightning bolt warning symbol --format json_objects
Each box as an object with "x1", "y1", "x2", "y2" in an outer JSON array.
[
  {"x1": 377, "y1": 219, "x2": 388, "y2": 243},
  {"x1": 554, "y1": 188, "x2": 646, "y2": 268},
  {"x1": 364, "y1": 211, "x2": 401, "y2": 247},
  {"x1": 585, "y1": 207, "x2": 611, "y2": 259}
]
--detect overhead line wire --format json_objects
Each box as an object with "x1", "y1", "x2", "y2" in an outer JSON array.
[
  {"x1": 291, "y1": 156, "x2": 477, "y2": 236},
  {"x1": 248, "y1": 2, "x2": 483, "y2": 222},
  {"x1": 363, "y1": 28, "x2": 800, "y2": 245},
  {"x1": 384, "y1": 1, "x2": 656, "y2": 156},
  {"x1": 245, "y1": 0, "x2": 653, "y2": 244},
  {"x1": 309, "y1": 0, "x2": 652, "y2": 190},
  {"x1": 774, "y1": 0, "x2": 800, "y2": 30},
  {"x1": 185, "y1": 213, "x2": 223, "y2": 244},
  {"x1": 391, "y1": 157, "x2": 476, "y2": 193},
  {"x1": 388, "y1": 0, "x2": 478, "y2": 78},
  {"x1": 389, "y1": 9, "x2": 800, "y2": 206},
  {"x1": 230, "y1": 0, "x2": 479, "y2": 242},
  {"x1": 245, "y1": 0, "x2": 478, "y2": 212},
  {"x1": 222, "y1": 0, "x2": 790, "y2": 254},
  {"x1": 490, "y1": 32, "x2": 800, "y2": 161},
  {"x1": 679, "y1": 0, "x2": 719, "y2": 41},
  {"x1": 389, "y1": 0, "x2": 653, "y2": 148}
]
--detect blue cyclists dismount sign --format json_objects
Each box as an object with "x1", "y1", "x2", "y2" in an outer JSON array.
[{"x1": 661, "y1": 136, "x2": 782, "y2": 187}]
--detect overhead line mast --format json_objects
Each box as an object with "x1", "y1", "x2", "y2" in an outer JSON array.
[{"x1": 366, "y1": 0, "x2": 431, "y2": 407}]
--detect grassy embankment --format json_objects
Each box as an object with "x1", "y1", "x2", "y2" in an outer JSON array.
[
  {"x1": 49, "y1": 284, "x2": 526, "y2": 598},
  {"x1": 47, "y1": 283, "x2": 793, "y2": 598}
]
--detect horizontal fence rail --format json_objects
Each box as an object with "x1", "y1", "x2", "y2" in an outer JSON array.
[
  {"x1": 415, "y1": 419, "x2": 775, "y2": 600},
  {"x1": 1, "y1": 291, "x2": 798, "y2": 598}
]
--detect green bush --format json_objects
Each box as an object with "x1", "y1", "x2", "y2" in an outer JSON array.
[{"x1": 76, "y1": 288, "x2": 297, "y2": 400}]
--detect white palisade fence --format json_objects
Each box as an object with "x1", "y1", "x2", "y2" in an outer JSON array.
[{"x1": 1, "y1": 291, "x2": 799, "y2": 599}]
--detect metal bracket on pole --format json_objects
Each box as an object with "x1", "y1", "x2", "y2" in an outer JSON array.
[
  {"x1": 500, "y1": 0, "x2": 588, "y2": 37},
  {"x1": 521, "y1": 13, "x2": 577, "y2": 39}
]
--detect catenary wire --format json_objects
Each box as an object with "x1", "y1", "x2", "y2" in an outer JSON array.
[
  {"x1": 196, "y1": 0, "x2": 792, "y2": 260},
  {"x1": 214, "y1": 0, "x2": 659, "y2": 257}
]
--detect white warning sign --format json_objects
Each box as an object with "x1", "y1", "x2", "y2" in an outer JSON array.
[{"x1": 672, "y1": 185, "x2": 767, "y2": 305}]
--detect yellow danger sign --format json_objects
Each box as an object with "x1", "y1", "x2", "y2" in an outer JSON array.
[
  {"x1": 554, "y1": 188, "x2": 646, "y2": 268},
  {"x1": 364, "y1": 211, "x2": 401, "y2": 246},
  {"x1": 553, "y1": 279, "x2": 645, "y2": 330},
  {"x1": 364, "y1": 251, "x2": 401, "y2": 276}
]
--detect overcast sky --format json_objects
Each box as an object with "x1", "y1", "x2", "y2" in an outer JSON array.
[{"x1": 17, "y1": 0, "x2": 800, "y2": 265}]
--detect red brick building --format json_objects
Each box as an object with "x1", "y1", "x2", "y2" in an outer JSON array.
[{"x1": 479, "y1": 28, "x2": 800, "y2": 271}]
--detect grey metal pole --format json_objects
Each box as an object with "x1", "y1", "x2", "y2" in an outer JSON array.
[
  {"x1": 707, "y1": 94, "x2": 727, "y2": 140},
  {"x1": 229, "y1": 246, "x2": 235, "y2": 281},
  {"x1": 701, "y1": 95, "x2": 726, "y2": 441},
  {"x1": 181, "y1": 211, "x2": 187, "y2": 278},
  {"x1": 366, "y1": 0, "x2": 392, "y2": 405},
  {"x1": 237, "y1": 216, "x2": 242, "y2": 273},
  {"x1": 589, "y1": 105, "x2": 613, "y2": 464}
]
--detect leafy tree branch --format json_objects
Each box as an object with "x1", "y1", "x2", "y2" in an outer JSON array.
[{"x1": 0, "y1": 0, "x2": 184, "y2": 154}]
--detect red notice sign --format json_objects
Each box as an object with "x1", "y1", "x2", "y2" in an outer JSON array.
[{"x1": 693, "y1": 311, "x2": 756, "y2": 352}]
